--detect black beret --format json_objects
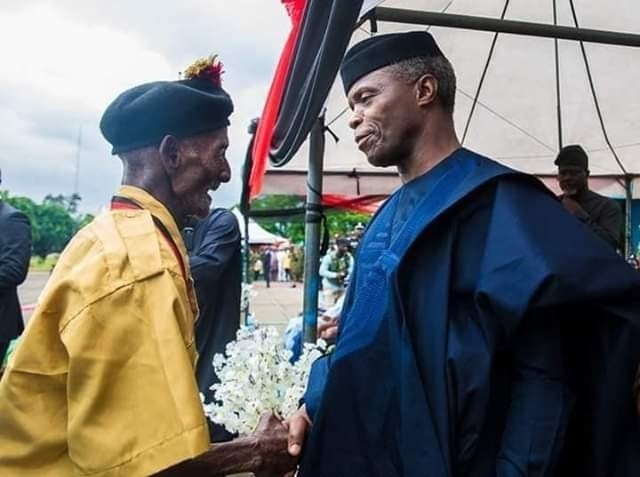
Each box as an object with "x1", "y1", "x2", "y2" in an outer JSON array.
[
  {"x1": 100, "y1": 75, "x2": 233, "y2": 155},
  {"x1": 340, "y1": 31, "x2": 445, "y2": 94},
  {"x1": 554, "y1": 144, "x2": 588, "y2": 169}
]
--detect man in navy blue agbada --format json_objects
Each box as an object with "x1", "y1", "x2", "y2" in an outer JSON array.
[{"x1": 286, "y1": 31, "x2": 640, "y2": 476}]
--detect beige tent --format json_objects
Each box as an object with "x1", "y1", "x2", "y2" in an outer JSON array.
[
  {"x1": 232, "y1": 209, "x2": 289, "y2": 246},
  {"x1": 262, "y1": 0, "x2": 640, "y2": 199}
]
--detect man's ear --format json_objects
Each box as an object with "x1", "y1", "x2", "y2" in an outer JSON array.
[
  {"x1": 158, "y1": 135, "x2": 180, "y2": 174},
  {"x1": 416, "y1": 74, "x2": 438, "y2": 108}
]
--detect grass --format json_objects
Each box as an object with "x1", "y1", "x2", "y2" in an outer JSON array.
[{"x1": 29, "y1": 255, "x2": 59, "y2": 272}]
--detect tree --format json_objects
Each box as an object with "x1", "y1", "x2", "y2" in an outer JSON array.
[
  {"x1": 249, "y1": 195, "x2": 371, "y2": 245},
  {"x1": 250, "y1": 195, "x2": 306, "y2": 244},
  {"x1": 44, "y1": 193, "x2": 82, "y2": 214},
  {"x1": 1, "y1": 191, "x2": 95, "y2": 258},
  {"x1": 31, "y1": 202, "x2": 77, "y2": 257}
]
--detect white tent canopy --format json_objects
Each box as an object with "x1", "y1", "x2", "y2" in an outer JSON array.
[
  {"x1": 231, "y1": 208, "x2": 289, "y2": 246},
  {"x1": 263, "y1": 0, "x2": 640, "y2": 198}
]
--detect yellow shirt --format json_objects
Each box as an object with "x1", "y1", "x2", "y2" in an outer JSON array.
[
  {"x1": 0, "y1": 186, "x2": 209, "y2": 476},
  {"x1": 282, "y1": 252, "x2": 291, "y2": 269}
]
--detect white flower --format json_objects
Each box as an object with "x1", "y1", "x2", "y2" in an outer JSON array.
[
  {"x1": 202, "y1": 325, "x2": 326, "y2": 435},
  {"x1": 240, "y1": 283, "x2": 257, "y2": 314}
]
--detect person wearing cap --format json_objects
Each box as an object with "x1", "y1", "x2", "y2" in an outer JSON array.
[
  {"x1": 319, "y1": 237, "x2": 353, "y2": 307},
  {"x1": 0, "y1": 56, "x2": 295, "y2": 477},
  {"x1": 555, "y1": 144, "x2": 623, "y2": 250},
  {"x1": 286, "y1": 32, "x2": 640, "y2": 476},
  {"x1": 348, "y1": 222, "x2": 366, "y2": 252}
]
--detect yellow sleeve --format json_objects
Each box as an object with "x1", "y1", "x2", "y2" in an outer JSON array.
[{"x1": 60, "y1": 271, "x2": 209, "y2": 477}]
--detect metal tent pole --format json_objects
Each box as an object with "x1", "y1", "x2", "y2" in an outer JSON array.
[
  {"x1": 567, "y1": 0, "x2": 627, "y2": 175},
  {"x1": 302, "y1": 115, "x2": 326, "y2": 343},
  {"x1": 625, "y1": 176, "x2": 633, "y2": 257},
  {"x1": 243, "y1": 213, "x2": 251, "y2": 324},
  {"x1": 461, "y1": 0, "x2": 510, "y2": 144},
  {"x1": 372, "y1": 8, "x2": 640, "y2": 47},
  {"x1": 552, "y1": 0, "x2": 563, "y2": 150}
]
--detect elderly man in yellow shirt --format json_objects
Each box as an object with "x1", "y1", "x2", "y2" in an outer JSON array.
[{"x1": 0, "y1": 57, "x2": 296, "y2": 476}]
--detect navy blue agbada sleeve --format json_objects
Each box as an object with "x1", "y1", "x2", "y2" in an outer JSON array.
[{"x1": 476, "y1": 178, "x2": 640, "y2": 475}]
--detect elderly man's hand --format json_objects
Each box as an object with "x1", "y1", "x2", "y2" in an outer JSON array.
[
  {"x1": 253, "y1": 412, "x2": 298, "y2": 477},
  {"x1": 285, "y1": 404, "x2": 312, "y2": 459}
]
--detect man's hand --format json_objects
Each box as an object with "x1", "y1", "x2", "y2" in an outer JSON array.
[
  {"x1": 318, "y1": 318, "x2": 338, "y2": 341},
  {"x1": 154, "y1": 413, "x2": 297, "y2": 477},
  {"x1": 561, "y1": 196, "x2": 588, "y2": 219},
  {"x1": 285, "y1": 405, "x2": 312, "y2": 458},
  {"x1": 253, "y1": 412, "x2": 298, "y2": 477}
]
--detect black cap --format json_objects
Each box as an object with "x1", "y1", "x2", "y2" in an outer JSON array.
[
  {"x1": 340, "y1": 31, "x2": 445, "y2": 95},
  {"x1": 100, "y1": 56, "x2": 233, "y2": 155},
  {"x1": 554, "y1": 144, "x2": 588, "y2": 170}
]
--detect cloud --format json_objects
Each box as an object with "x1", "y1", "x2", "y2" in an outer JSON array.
[{"x1": 0, "y1": 1, "x2": 290, "y2": 212}]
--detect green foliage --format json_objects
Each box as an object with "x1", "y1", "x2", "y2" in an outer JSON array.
[
  {"x1": 1, "y1": 191, "x2": 95, "y2": 258},
  {"x1": 76, "y1": 213, "x2": 95, "y2": 229},
  {"x1": 251, "y1": 195, "x2": 305, "y2": 244},
  {"x1": 31, "y1": 201, "x2": 78, "y2": 257},
  {"x1": 324, "y1": 209, "x2": 371, "y2": 240},
  {"x1": 250, "y1": 195, "x2": 371, "y2": 245},
  {"x1": 44, "y1": 193, "x2": 82, "y2": 214},
  {"x1": 29, "y1": 255, "x2": 60, "y2": 271}
]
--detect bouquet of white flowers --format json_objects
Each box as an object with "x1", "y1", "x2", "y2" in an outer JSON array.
[{"x1": 202, "y1": 326, "x2": 326, "y2": 435}]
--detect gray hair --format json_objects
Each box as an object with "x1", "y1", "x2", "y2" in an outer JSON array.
[{"x1": 387, "y1": 55, "x2": 457, "y2": 114}]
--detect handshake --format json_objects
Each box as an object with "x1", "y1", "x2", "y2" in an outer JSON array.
[
  {"x1": 252, "y1": 406, "x2": 312, "y2": 477},
  {"x1": 159, "y1": 407, "x2": 312, "y2": 476},
  {"x1": 243, "y1": 408, "x2": 311, "y2": 477}
]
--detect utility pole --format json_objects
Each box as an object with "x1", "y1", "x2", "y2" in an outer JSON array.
[{"x1": 73, "y1": 126, "x2": 83, "y2": 196}]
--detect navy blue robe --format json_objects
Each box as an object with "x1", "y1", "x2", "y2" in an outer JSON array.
[
  {"x1": 184, "y1": 208, "x2": 241, "y2": 442},
  {"x1": 300, "y1": 149, "x2": 640, "y2": 477}
]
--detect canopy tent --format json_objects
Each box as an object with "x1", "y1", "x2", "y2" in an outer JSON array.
[
  {"x1": 244, "y1": 0, "x2": 640, "y2": 339},
  {"x1": 256, "y1": 0, "x2": 640, "y2": 192},
  {"x1": 231, "y1": 208, "x2": 289, "y2": 246}
]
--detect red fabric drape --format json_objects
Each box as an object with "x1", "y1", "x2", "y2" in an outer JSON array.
[
  {"x1": 321, "y1": 194, "x2": 387, "y2": 214},
  {"x1": 249, "y1": 0, "x2": 307, "y2": 200}
]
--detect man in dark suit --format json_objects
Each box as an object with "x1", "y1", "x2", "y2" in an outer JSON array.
[
  {"x1": 556, "y1": 145, "x2": 623, "y2": 250},
  {"x1": 183, "y1": 208, "x2": 242, "y2": 442},
  {"x1": 261, "y1": 247, "x2": 272, "y2": 288},
  {"x1": 0, "y1": 168, "x2": 32, "y2": 360}
]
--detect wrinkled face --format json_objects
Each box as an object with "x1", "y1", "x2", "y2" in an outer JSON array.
[
  {"x1": 173, "y1": 128, "x2": 231, "y2": 218},
  {"x1": 557, "y1": 166, "x2": 588, "y2": 196},
  {"x1": 347, "y1": 68, "x2": 423, "y2": 168}
]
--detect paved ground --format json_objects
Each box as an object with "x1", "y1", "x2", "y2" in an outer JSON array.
[
  {"x1": 248, "y1": 280, "x2": 303, "y2": 330},
  {"x1": 18, "y1": 272, "x2": 304, "y2": 328},
  {"x1": 17, "y1": 271, "x2": 49, "y2": 322}
]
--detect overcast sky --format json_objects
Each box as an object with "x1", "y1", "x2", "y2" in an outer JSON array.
[
  {"x1": 0, "y1": 0, "x2": 290, "y2": 213},
  {"x1": 2, "y1": 0, "x2": 640, "y2": 211}
]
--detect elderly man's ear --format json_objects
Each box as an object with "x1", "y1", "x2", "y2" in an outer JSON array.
[{"x1": 158, "y1": 135, "x2": 181, "y2": 172}]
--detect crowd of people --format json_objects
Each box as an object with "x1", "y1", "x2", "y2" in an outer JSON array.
[
  {"x1": 0, "y1": 29, "x2": 639, "y2": 477},
  {"x1": 251, "y1": 245, "x2": 303, "y2": 287}
]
